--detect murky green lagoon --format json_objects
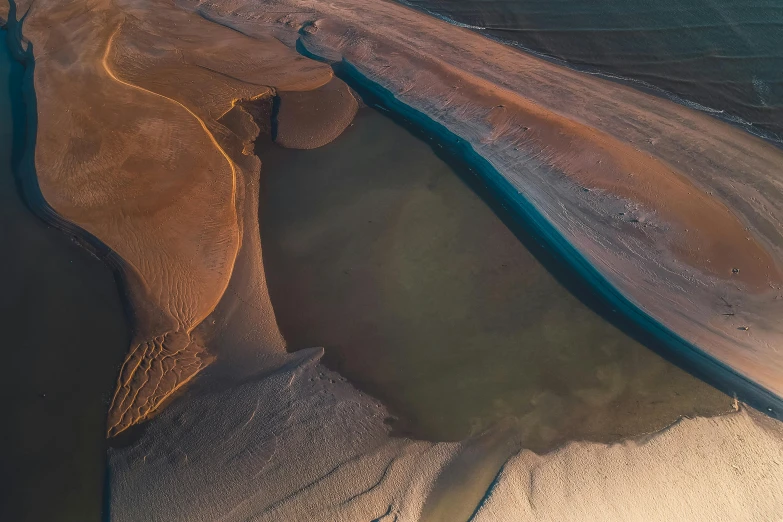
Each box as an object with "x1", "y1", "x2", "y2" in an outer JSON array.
[{"x1": 260, "y1": 107, "x2": 732, "y2": 451}]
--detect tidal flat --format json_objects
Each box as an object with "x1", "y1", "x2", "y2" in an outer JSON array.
[{"x1": 261, "y1": 106, "x2": 733, "y2": 451}]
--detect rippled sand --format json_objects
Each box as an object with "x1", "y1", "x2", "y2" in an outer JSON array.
[{"x1": 7, "y1": 0, "x2": 783, "y2": 519}]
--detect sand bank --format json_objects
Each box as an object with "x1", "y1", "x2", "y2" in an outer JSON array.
[{"x1": 10, "y1": 0, "x2": 783, "y2": 518}]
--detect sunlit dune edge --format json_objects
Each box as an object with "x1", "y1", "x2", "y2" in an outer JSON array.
[{"x1": 7, "y1": 0, "x2": 783, "y2": 519}]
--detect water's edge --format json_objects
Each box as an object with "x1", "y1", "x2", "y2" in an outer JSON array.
[
  {"x1": 3, "y1": 2, "x2": 135, "y2": 327},
  {"x1": 321, "y1": 54, "x2": 783, "y2": 421},
  {"x1": 3, "y1": 4, "x2": 133, "y2": 521},
  {"x1": 395, "y1": 0, "x2": 783, "y2": 148}
]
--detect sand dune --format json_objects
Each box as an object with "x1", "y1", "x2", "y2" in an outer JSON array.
[
  {"x1": 196, "y1": 0, "x2": 783, "y2": 401},
  {"x1": 9, "y1": 0, "x2": 783, "y2": 518}
]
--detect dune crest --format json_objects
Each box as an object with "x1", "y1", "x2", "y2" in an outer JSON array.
[
  {"x1": 10, "y1": 0, "x2": 783, "y2": 518},
  {"x1": 13, "y1": 0, "x2": 354, "y2": 436}
]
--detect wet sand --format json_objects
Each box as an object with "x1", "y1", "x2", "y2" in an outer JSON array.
[
  {"x1": 401, "y1": 0, "x2": 783, "y2": 140},
  {"x1": 261, "y1": 107, "x2": 732, "y2": 450},
  {"x1": 0, "y1": 28, "x2": 130, "y2": 522}
]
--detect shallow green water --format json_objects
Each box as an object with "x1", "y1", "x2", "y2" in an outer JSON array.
[
  {"x1": 260, "y1": 108, "x2": 732, "y2": 451},
  {"x1": 0, "y1": 28, "x2": 130, "y2": 522}
]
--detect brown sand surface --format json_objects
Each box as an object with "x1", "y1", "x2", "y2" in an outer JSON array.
[
  {"x1": 275, "y1": 77, "x2": 359, "y2": 149},
  {"x1": 0, "y1": 28, "x2": 129, "y2": 521},
  {"x1": 15, "y1": 0, "x2": 346, "y2": 436}
]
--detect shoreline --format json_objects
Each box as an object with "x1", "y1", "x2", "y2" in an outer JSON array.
[
  {"x1": 6, "y1": 0, "x2": 783, "y2": 518},
  {"x1": 9, "y1": 0, "x2": 780, "y2": 442},
  {"x1": 272, "y1": 0, "x2": 783, "y2": 407},
  {"x1": 259, "y1": 104, "x2": 734, "y2": 448},
  {"x1": 329, "y1": 58, "x2": 783, "y2": 420},
  {"x1": 395, "y1": 0, "x2": 783, "y2": 147},
  {"x1": 3, "y1": 2, "x2": 137, "y2": 332},
  {"x1": 1, "y1": 9, "x2": 129, "y2": 521},
  {"x1": 6, "y1": 0, "x2": 781, "y2": 439}
]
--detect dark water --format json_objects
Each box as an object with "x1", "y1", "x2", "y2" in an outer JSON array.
[
  {"x1": 400, "y1": 0, "x2": 783, "y2": 141},
  {"x1": 261, "y1": 108, "x2": 732, "y2": 451},
  {"x1": 0, "y1": 29, "x2": 130, "y2": 521}
]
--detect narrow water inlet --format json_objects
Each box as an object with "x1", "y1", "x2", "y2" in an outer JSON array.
[{"x1": 259, "y1": 105, "x2": 733, "y2": 451}]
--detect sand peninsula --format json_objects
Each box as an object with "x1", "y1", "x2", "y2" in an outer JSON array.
[{"x1": 5, "y1": 0, "x2": 783, "y2": 519}]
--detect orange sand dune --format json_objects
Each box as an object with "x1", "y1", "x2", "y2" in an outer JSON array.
[{"x1": 14, "y1": 0, "x2": 783, "y2": 444}]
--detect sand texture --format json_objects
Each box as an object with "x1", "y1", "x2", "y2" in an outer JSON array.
[
  {"x1": 9, "y1": 0, "x2": 783, "y2": 518},
  {"x1": 471, "y1": 409, "x2": 783, "y2": 522},
  {"x1": 14, "y1": 0, "x2": 347, "y2": 436},
  {"x1": 190, "y1": 0, "x2": 783, "y2": 402}
]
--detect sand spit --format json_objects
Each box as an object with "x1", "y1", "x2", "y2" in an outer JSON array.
[{"x1": 191, "y1": 0, "x2": 783, "y2": 404}]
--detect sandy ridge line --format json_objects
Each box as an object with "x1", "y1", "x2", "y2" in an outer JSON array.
[
  {"x1": 102, "y1": 18, "x2": 239, "y2": 217},
  {"x1": 102, "y1": 18, "x2": 242, "y2": 435}
]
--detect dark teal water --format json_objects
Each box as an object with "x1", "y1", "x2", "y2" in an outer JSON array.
[
  {"x1": 0, "y1": 27, "x2": 130, "y2": 522},
  {"x1": 400, "y1": 0, "x2": 783, "y2": 141}
]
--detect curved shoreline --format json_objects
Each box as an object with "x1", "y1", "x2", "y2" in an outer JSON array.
[
  {"x1": 2, "y1": 7, "x2": 131, "y2": 520},
  {"x1": 326, "y1": 57, "x2": 783, "y2": 420},
  {"x1": 395, "y1": 0, "x2": 783, "y2": 147},
  {"x1": 9, "y1": 0, "x2": 782, "y2": 438},
  {"x1": 3, "y1": 3, "x2": 136, "y2": 331}
]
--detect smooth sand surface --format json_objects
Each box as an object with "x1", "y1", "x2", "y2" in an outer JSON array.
[{"x1": 274, "y1": 77, "x2": 359, "y2": 149}]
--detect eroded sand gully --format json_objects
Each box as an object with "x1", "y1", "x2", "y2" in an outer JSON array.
[{"x1": 10, "y1": 0, "x2": 783, "y2": 518}]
